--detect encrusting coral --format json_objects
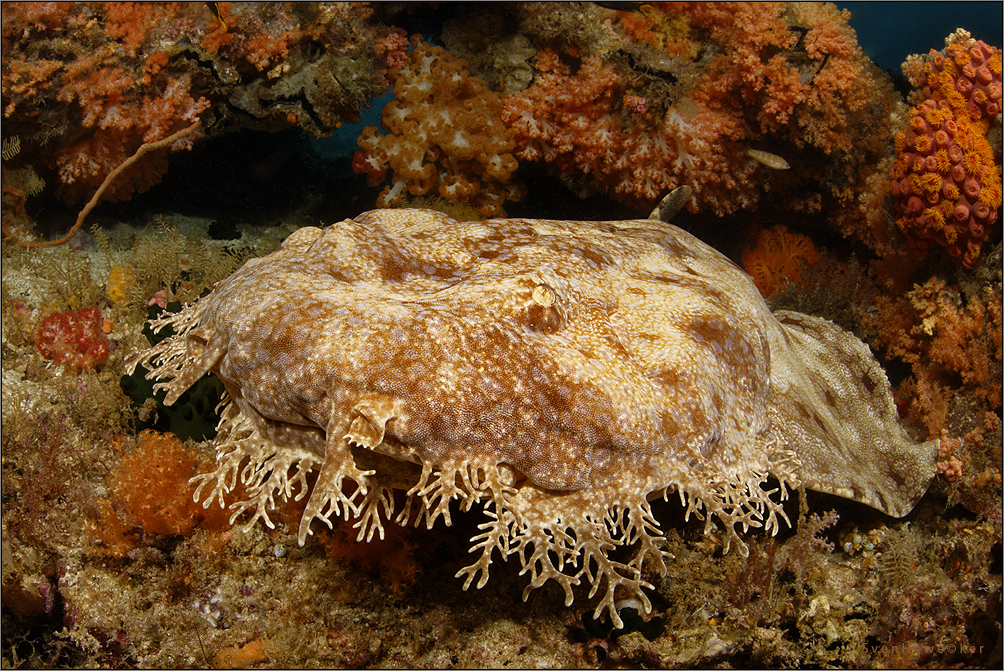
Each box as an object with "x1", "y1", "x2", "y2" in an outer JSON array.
[
  {"x1": 127, "y1": 209, "x2": 937, "y2": 628},
  {"x1": 890, "y1": 32, "x2": 1003, "y2": 267}
]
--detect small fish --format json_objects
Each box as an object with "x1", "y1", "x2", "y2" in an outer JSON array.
[
  {"x1": 648, "y1": 185, "x2": 693, "y2": 222},
  {"x1": 745, "y1": 148, "x2": 790, "y2": 170},
  {"x1": 206, "y1": 2, "x2": 226, "y2": 31}
]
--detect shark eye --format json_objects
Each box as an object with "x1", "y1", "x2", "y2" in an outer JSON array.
[
  {"x1": 524, "y1": 283, "x2": 564, "y2": 334},
  {"x1": 532, "y1": 284, "x2": 555, "y2": 307}
]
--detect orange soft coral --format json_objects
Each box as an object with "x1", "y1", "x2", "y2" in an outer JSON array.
[
  {"x1": 741, "y1": 225, "x2": 821, "y2": 299},
  {"x1": 101, "y1": 1, "x2": 160, "y2": 57},
  {"x1": 2, "y1": 2, "x2": 385, "y2": 216},
  {"x1": 890, "y1": 38, "x2": 1002, "y2": 268},
  {"x1": 677, "y1": 2, "x2": 884, "y2": 155},
  {"x1": 872, "y1": 279, "x2": 1002, "y2": 437},
  {"x1": 109, "y1": 431, "x2": 230, "y2": 539},
  {"x1": 502, "y1": 49, "x2": 757, "y2": 214},
  {"x1": 54, "y1": 69, "x2": 207, "y2": 204},
  {"x1": 1, "y1": 3, "x2": 209, "y2": 205},
  {"x1": 319, "y1": 521, "x2": 421, "y2": 595},
  {"x1": 503, "y1": 2, "x2": 894, "y2": 218},
  {"x1": 355, "y1": 36, "x2": 524, "y2": 218}
]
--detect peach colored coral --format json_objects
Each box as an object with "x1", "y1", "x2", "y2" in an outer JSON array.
[
  {"x1": 502, "y1": 49, "x2": 756, "y2": 214},
  {"x1": 667, "y1": 2, "x2": 882, "y2": 155},
  {"x1": 354, "y1": 36, "x2": 524, "y2": 218},
  {"x1": 374, "y1": 26, "x2": 410, "y2": 83}
]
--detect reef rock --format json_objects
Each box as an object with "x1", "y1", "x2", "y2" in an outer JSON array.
[{"x1": 126, "y1": 209, "x2": 937, "y2": 626}]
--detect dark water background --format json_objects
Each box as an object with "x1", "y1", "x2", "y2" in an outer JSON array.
[{"x1": 837, "y1": 1, "x2": 1003, "y2": 73}]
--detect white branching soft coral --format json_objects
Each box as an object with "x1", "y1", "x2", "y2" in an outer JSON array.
[{"x1": 353, "y1": 37, "x2": 524, "y2": 217}]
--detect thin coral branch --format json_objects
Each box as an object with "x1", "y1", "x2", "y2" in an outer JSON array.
[{"x1": 6, "y1": 122, "x2": 200, "y2": 248}]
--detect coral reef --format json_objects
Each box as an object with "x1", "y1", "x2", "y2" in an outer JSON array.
[
  {"x1": 1, "y1": 1, "x2": 391, "y2": 239},
  {"x1": 500, "y1": 1, "x2": 898, "y2": 227},
  {"x1": 1, "y1": 4, "x2": 1001, "y2": 670},
  {"x1": 354, "y1": 36, "x2": 524, "y2": 217},
  {"x1": 871, "y1": 273, "x2": 1002, "y2": 439},
  {"x1": 3, "y1": 189, "x2": 1000, "y2": 671},
  {"x1": 501, "y1": 46, "x2": 758, "y2": 214},
  {"x1": 890, "y1": 35, "x2": 1003, "y2": 267}
]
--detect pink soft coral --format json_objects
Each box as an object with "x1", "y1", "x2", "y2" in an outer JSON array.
[{"x1": 36, "y1": 306, "x2": 110, "y2": 371}]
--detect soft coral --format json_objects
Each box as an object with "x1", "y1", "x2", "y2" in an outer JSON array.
[{"x1": 36, "y1": 306, "x2": 110, "y2": 370}]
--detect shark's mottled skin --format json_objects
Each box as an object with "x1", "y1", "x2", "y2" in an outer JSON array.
[{"x1": 127, "y1": 209, "x2": 937, "y2": 626}]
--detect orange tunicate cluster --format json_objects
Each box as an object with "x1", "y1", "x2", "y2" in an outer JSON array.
[
  {"x1": 741, "y1": 225, "x2": 821, "y2": 299},
  {"x1": 355, "y1": 36, "x2": 524, "y2": 218},
  {"x1": 107, "y1": 266, "x2": 136, "y2": 305},
  {"x1": 890, "y1": 39, "x2": 1003, "y2": 268}
]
